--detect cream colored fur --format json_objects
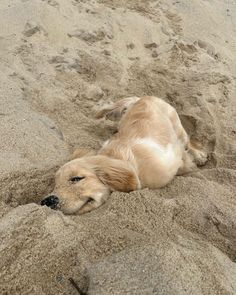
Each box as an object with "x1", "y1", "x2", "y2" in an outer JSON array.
[{"x1": 46, "y1": 96, "x2": 207, "y2": 214}]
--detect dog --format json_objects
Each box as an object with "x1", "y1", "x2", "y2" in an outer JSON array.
[{"x1": 41, "y1": 96, "x2": 207, "y2": 214}]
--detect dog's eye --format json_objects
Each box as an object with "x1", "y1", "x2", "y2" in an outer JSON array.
[
  {"x1": 86, "y1": 197, "x2": 94, "y2": 203},
  {"x1": 70, "y1": 176, "x2": 85, "y2": 182}
]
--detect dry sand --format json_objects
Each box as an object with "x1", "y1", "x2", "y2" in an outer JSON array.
[{"x1": 0, "y1": 0, "x2": 236, "y2": 294}]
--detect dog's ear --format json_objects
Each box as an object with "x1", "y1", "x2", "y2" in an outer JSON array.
[
  {"x1": 94, "y1": 159, "x2": 140, "y2": 192},
  {"x1": 69, "y1": 148, "x2": 95, "y2": 161}
]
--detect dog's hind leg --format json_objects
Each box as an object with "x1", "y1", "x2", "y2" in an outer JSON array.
[
  {"x1": 177, "y1": 150, "x2": 196, "y2": 175},
  {"x1": 187, "y1": 141, "x2": 208, "y2": 166},
  {"x1": 95, "y1": 96, "x2": 140, "y2": 121},
  {"x1": 177, "y1": 143, "x2": 208, "y2": 175},
  {"x1": 168, "y1": 106, "x2": 189, "y2": 148},
  {"x1": 168, "y1": 106, "x2": 208, "y2": 169}
]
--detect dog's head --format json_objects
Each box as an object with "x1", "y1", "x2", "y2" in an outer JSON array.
[{"x1": 41, "y1": 153, "x2": 139, "y2": 215}]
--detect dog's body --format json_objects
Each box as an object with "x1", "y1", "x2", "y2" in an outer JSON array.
[
  {"x1": 98, "y1": 96, "x2": 188, "y2": 189},
  {"x1": 41, "y1": 96, "x2": 207, "y2": 214}
]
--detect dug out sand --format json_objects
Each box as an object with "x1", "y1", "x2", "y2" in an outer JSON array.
[{"x1": 0, "y1": 0, "x2": 236, "y2": 294}]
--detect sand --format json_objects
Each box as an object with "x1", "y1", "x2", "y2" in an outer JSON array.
[{"x1": 0, "y1": 0, "x2": 236, "y2": 294}]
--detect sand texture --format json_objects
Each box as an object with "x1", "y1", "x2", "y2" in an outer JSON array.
[{"x1": 0, "y1": 0, "x2": 236, "y2": 294}]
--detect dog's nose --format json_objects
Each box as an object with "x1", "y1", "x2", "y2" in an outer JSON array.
[{"x1": 41, "y1": 195, "x2": 59, "y2": 209}]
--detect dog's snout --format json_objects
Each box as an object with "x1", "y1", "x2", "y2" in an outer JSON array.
[{"x1": 41, "y1": 195, "x2": 59, "y2": 209}]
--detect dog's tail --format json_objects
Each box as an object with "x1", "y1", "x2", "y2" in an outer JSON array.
[{"x1": 95, "y1": 96, "x2": 140, "y2": 121}]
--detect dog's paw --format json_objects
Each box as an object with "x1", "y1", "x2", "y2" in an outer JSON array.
[
  {"x1": 193, "y1": 149, "x2": 208, "y2": 166},
  {"x1": 105, "y1": 107, "x2": 125, "y2": 121}
]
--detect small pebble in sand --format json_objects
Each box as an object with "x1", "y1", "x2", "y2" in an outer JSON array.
[
  {"x1": 127, "y1": 43, "x2": 135, "y2": 49},
  {"x1": 151, "y1": 49, "x2": 158, "y2": 58},
  {"x1": 144, "y1": 42, "x2": 158, "y2": 49}
]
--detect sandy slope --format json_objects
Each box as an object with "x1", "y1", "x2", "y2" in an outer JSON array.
[{"x1": 0, "y1": 0, "x2": 236, "y2": 294}]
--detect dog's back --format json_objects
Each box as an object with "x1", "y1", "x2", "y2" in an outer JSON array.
[{"x1": 118, "y1": 96, "x2": 176, "y2": 145}]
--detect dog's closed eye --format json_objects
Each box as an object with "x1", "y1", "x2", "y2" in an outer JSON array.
[
  {"x1": 86, "y1": 197, "x2": 94, "y2": 203},
  {"x1": 70, "y1": 176, "x2": 85, "y2": 182}
]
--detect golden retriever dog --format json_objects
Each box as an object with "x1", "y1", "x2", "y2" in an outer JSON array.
[{"x1": 41, "y1": 96, "x2": 207, "y2": 214}]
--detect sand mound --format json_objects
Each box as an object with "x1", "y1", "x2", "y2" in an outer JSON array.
[{"x1": 0, "y1": 0, "x2": 235, "y2": 294}]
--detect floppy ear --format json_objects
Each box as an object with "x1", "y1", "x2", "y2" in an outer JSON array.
[
  {"x1": 93, "y1": 159, "x2": 140, "y2": 192},
  {"x1": 69, "y1": 148, "x2": 95, "y2": 161}
]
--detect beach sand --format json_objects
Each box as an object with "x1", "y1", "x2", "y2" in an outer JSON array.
[{"x1": 0, "y1": 0, "x2": 236, "y2": 294}]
